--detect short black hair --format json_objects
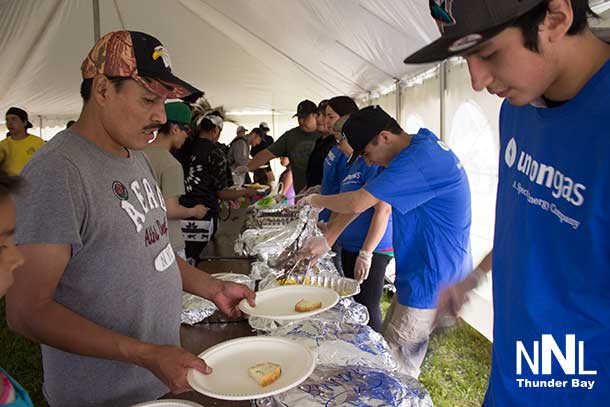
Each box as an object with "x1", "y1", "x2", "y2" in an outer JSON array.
[
  {"x1": 0, "y1": 169, "x2": 22, "y2": 200},
  {"x1": 250, "y1": 127, "x2": 265, "y2": 138},
  {"x1": 511, "y1": 0, "x2": 597, "y2": 52},
  {"x1": 383, "y1": 117, "x2": 403, "y2": 136},
  {"x1": 80, "y1": 76, "x2": 132, "y2": 102}
]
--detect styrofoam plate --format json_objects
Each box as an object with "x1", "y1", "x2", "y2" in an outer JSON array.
[
  {"x1": 187, "y1": 336, "x2": 315, "y2": 400},
  {"x1": 239, "y1": 285, "x2": 339, "y2": 320}
]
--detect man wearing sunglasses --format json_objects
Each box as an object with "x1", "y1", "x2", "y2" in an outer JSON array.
[{"x1": 145, "y1": 101, "x2": 209, "y2": 260}]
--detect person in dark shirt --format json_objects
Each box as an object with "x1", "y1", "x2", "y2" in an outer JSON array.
[
  {"x1": 180, "y1": 113, "x2": 256, "y2": 264},
  {"x1": 250, "y1": 122, "x2": 275, "y2": 186},
  {"x1": 305, "y1": 99, "x2": 335, "y2": 189}
]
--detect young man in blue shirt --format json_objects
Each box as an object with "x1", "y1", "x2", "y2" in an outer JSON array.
[
  {"x1": 406, "y1": 0, "x2": 610, "y2": 405},
  {"x1": 300, "y1": 105, "x2": 472, "y2": 378}
]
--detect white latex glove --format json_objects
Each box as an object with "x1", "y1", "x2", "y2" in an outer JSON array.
[
  {"x1": 434, "y1": 267, "x2": 487, "y2": 326},
  {"x1": 354, "y1": 250, "x2": 373, "y2": 283},
  {"x1": 233, "y1": 165, "x2": 250, "y2": 175},
  {"x1": 299, "y1": 235, "x2": 331, "y2": 259},
  {"x1": 296, "y1": 193, "x2": 321, "y2": 209}
]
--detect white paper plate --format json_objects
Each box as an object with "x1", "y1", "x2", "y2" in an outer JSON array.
[
  {"x1": 130, "y1": 399, "x2": 202, "y2": 407},
  {"x1": 187, "y1": 336, "x2": 315, "y2": 400},
  {"x1": 239, "y1": 285, "x2": 339, "y2": 320}
]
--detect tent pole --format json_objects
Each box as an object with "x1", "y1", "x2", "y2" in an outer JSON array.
[
  {"x1": 272, "y1": 109, "x2": 276, "y2": 138},
  {"x1": 395, "y1": 79, "x2": 402, "y2": 124},
  {"x1": 93, "y1": 0, "x2": 101, "y2": 42},
  {"x1": 439, "y1": 61, "x2": 447, "y2": 142},
  {"x1": 38, "y1": 116, "x2": 43, "y2": 138}
]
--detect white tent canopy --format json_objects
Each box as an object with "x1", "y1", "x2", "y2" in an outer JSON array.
[{"x1": 0, "y1": 0, "x2": 441, "y2": 120}]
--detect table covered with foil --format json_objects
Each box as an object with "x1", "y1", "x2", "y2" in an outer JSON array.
[{"x1": 181, "y1": 204, "x2": 433, "y2": 406}]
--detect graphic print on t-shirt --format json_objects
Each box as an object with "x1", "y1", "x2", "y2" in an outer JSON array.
[
  {"x1": 114, "y1": 177, "x2": 173, "y2": 272},
  {"x1": 502, "y1": 137, "x2": 586, "y2": 230}
]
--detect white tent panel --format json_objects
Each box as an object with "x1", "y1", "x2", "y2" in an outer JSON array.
[{"x1": 0, "y1": 0, "x2": 440, "y2": 120}]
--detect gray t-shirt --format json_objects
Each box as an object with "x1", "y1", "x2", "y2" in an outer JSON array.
[
  {"x1": 15, "y1": 130, "x2": 182, "y2": 407},
  {"x1": 267, "y1": 126, "x2": 319, "y2": 193},
  {"x1": 144, "y1": 145, "x2": 186, "y2": 252}
]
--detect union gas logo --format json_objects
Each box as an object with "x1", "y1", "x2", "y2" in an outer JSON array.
[
  {"x1": 504, "y1": 138, "x2": 586, "y2": 207},
  {"x1": 516, "y1": 334, "x2": 596, "y2": 390}
]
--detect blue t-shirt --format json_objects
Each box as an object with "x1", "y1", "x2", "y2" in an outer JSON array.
[
  {"x1": 484, "y1": 61, "x2": 610, "y2": 407},
  {"x1": 320, "y1": 145, "x2": 349, "y2": 222},
  {"x1": 337, "y1": 157, "x2": 393, "y2": 253},
  {"x1": 365, "y1": 128, "x2": 472, "y2": 309}
]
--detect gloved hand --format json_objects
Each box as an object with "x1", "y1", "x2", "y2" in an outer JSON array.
[
  {"x1": 354, "y1": 250, "x2": 373, "y2": 283},
  {"x1": 233, "y1": 165, "x2": 250, "y2": 175},
  {"x1": 296, "y1": 193, "x2": 321, "y2": 209},
  {"x1": 299, "y1": 235, "x2": 331, "y2": 259}
]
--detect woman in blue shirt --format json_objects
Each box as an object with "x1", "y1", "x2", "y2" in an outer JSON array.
[{"x1": 335, "y1": 156, "x2": 393, "y2": 332}]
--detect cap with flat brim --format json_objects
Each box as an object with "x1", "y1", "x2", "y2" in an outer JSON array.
[
  {"x1": 341, "y1": 105, "x2": 394, "y2": 166},
  {"x1": 404, "y1": 0, "x2": 545, "y2": 65},
  {"x1": 404, "y1": 23, "x2": 509, "y2": 64}
]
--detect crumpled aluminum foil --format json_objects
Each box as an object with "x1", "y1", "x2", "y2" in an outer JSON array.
[
  {"x1": 236, "y1": 206, "x2": 337, "y2": 277},
  {"x1": 248, "y1": 297, "x2": 369, "y2": 332},
  {"x1": 259, "y1": 272, "x2": 360, "y2": 298},
  {"x1": 181, "y1": 273, "x2": 255, "y2": 325},
  {"x1": 252, "y1": 364, "x2": 434, "y2": 407},
  {"x1": 181, "y1": 293, "x2": 217, "y2": 325},
  {"x1": 268, "y1": 319, "x2": 399, "y2": 371}
]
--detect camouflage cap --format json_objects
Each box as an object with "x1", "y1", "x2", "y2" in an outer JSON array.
[{"x1": 81, "y1": 31, "x2": 202, "y2": 101}]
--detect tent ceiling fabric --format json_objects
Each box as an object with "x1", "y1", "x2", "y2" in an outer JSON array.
[{"x1": 0, "y1": 0, "x2": 440, "y2": 119}]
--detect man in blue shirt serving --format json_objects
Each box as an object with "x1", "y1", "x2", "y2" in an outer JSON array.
[
  {"x1": 300, "y1": 105, "x2": 472, "y2": 378},
  {"x1": 406, "y1": 0, "x2": 610, "y2": 405}
]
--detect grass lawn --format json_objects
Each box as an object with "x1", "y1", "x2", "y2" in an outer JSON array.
[{"x1": 0, "y1": 293, "x2": 491, "y2": 407}]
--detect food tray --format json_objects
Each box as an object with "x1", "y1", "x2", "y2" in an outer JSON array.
[{"x1": 277, "y1": 273, "x2": 360, "y2": 298}]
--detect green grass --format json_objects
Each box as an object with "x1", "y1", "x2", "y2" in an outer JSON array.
[
  {"x1": 1, "y1": 294, "x2": 490, "y2": 407},
  {"x1": 380, "y1": 290, "x2": 492, "y2": 407}
]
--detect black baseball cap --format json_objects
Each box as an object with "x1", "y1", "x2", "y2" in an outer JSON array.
[
  {"x1": 6, "y1": 107, "x2": 33, "y2": 129},
  {"x1": 293, "y1": 100, "x2": 318, "y2": 118},
  {"x1": 404, "y1": 0, "x2": 546, "y2": 64},
  {"x1": 342, "y1": 105, "x2": 396, "y2": 165}
]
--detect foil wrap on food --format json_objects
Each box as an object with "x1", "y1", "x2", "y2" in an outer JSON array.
[
  {"x1": 181, "y1": 293, "x2": 217, "y2": 325},
  {"x1": 234, "y1": 221, "x2": 304, "y2": 262},
  {"x1": 268, "y1": 319, "x2": 398, "y2": 371},
  {"x1": 181, "y1": 273, "x2": 254, "y2": 325},
  {"x1": 252, "y1": 364, "x2": 433, "y2": 407},
  {"x1": 236, "y1": 206, "x2": 336, "y2": 275},
  {"x1": 245, "y1": 206, "x2": 301, "y2": 229},
  {"x1": 259, "y1": 272, "x2": 360, "y2": 298},
  {"x1": 248, "y1": 297, "x2": 369, "y2": 332}
]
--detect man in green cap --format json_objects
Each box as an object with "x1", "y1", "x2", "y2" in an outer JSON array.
[{"x1": 145, "y1": 101, "x2": 208, "y2": 259}]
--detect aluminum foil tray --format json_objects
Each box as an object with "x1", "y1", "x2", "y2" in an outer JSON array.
[{"x1": 276, "y1": 272, "x2": 360, "y2": 298}]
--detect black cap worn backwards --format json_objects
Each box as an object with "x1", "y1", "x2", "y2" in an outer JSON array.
[
  {"x1": 341, "y1": 105, "x2": 396, "y2": 165},
  {"x1": 404, "y1": 0, "x2": 546, "y2": 64},
  {"x1": 293, "y1": 99, "x2": 318, "y2": 118}
]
